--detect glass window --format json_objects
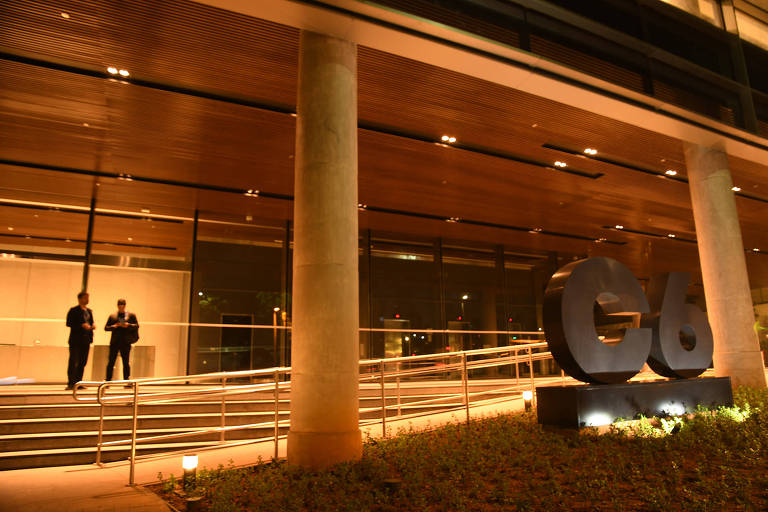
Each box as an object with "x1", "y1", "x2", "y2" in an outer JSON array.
[{"x1": 189, "y1": 216, "x2": 286, "y2": 374}]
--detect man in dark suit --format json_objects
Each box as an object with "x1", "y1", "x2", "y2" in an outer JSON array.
[
  {"x1": 65, "y1": 291, "x2": 94, "y2": 390},
  {"x1": 104, "y1": 298, "x2": 139, "y2": 382}
]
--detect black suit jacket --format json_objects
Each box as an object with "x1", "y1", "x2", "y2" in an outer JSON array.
[
  {"x1": 105, "y1": 312, "x2": 140, "y2": 344},
  {"x1": 66, "y1": 306, "x2": 94, "y2": 345}
]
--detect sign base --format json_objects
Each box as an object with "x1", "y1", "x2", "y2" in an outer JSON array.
[{"x1": 536, "y1": 377, "x2": 733, "y2": 428}]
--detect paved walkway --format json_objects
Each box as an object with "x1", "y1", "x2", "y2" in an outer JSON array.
[{"x1": 0, "y1": 395, "x2": 527, "y2": 512}]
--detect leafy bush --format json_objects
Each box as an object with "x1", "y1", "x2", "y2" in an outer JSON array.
[{"x1": 153, "y1": 386, "x2": 768, "y2": 511}]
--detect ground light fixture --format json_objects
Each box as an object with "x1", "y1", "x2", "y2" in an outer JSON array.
[
  {"x1": 182, "y1": 454, "x2": 198, "y2": 490},
  {"x1": 522, "y1": 390, "x2": 533, "y2": 411}
]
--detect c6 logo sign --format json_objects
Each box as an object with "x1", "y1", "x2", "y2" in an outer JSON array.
[{"x1": 543, "y1": 257, "x2": 713, "y2": 385}]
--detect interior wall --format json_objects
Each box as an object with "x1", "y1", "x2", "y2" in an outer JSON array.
[{"x1": 0, "y1": 259, "x2": 190, "y2": 381}]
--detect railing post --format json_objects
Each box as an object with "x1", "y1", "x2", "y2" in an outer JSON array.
[
  {"x1": 462, "y1": 352, "x2": 470, "y2": 424},
  {"x1": 515, "y1": 348, "x2": 520, "y2": 385},
  {"x1": 129, "y1": 382, "x2": 139, "y2": 486},
  {"x1": 274, "y1": 370, "x2": 280, "y2": 460},
  {"x1": 96, "y1": 384, "x2": 105, "y2": 466},
  {"x1": 220, "y1": 376, "x2": 227, "y2": 443},
  {"x1": 528, "y1": 348, "x2": 536, "y2": 407},
  {"x1": 380, "y1": 364, "x2": 386, "y2": 437},
  {"x1": 396, "y1": 361, "x2": 401, "y2": 417}
]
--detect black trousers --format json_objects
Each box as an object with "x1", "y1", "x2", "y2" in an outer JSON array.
[
  {"x1": 67, "y1": 343, "x2": 90, "y2": 387},
  {"x1": 106, "y1": 341, "x2": 131, "y2": 381}
]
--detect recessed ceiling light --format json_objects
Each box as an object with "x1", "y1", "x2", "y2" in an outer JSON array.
[
  {"x1": 667, "y1": 233, "x2": 676, "y2": 238},
  {"x1": 528, "y1": 227, "x2": 543, "y2": 234},
  {"x1": 107, "y1": 66, "x2": 118, "y2": 75},
  {"x1": 665, "y1": 169, "x2": 677, "y2": 176},
  {"x1": 446, "y1": 217, "x2": 460, "y2": 223},
  {"x1": 554, "y1": 161, "x2": 567, "y2": 168},
  {"x1": 594, "y1": 237, "x2": 607, "y2": 243},
  {"x1": 358, "y1": 203, "x2": 367, "y2": 210},
  {"x1": 127, "y1": 237, "x2": 133, "y2": 241},
  {"x1": 732, "y1": 186, "x2": 741, "y2": 192},
  {"x1": 753, "y1": 248, "x2": 760, "y2": 253},
  {"x1": 441, "y1": 135, "x2": 457, "y2": 143},
  {"x1": 118, "y1": 69, "x2": 130, "y2": 77},
  {"x1": 60, "y1": 12, "x2": 70, "y2": 19},
  {"x1": 7, "y1": 227, "x2": 13, "y2": 231},
  {"x1": 244, "y1": 189, "x2": 259, "y2": 197},
  {"x1": 615, "y1": 225, "x2": 624, "y2": 229},
  {"x1": 583, "y1": 148, "x2": 597, "y2": 155},
  {"x1": 140, "y1": 208, "x2": 150, "y2": 214}
]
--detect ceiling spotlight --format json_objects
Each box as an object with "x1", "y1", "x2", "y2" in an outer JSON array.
[
  {"x1": 461, "y1": 294, "x2": 469, "y2": 300},
  {"x1": 528, "y1": 227, "x2": 543, "y2": 234},
  {"x1": 358, "y1": 203, "x2": 367, "y2": 210},
  {"x1": 7, "y1": 227, "x2": 13, "y2": 231},
  {"x1": 140, "y1": 208, "x2": 150, "y2": 214},
  {"x1": 554, "y1": 161, "x2": 567, "y2": 168},
  {"x1": 244, "y1": 189, "x2": 259, "y2": 197},
  {"x1": 594, "y1": 237, "x2": 607, "y2": 243},
  {"x1": 118, "y1": 69, "x2": 130, "y2": 77},
  {"x1": 441, "y1": 135, "x2": 457, "y2": 143},
  {"x1": 615, "y1": 225, "x2": 624, "y2": 230},
  {"x1": 665, "y1": 169, "x2": 677, "y2": 176},
  {"x1": 107, "y1": 66, "x2": 118, "y2": 75},
  {"x1": 583, "y1": 148, "x2": 597, "y2": 155},
  {"x1": 753, "y1": 248, "x2": 760, "y2": 253},
  {"x1": 732, "y1": 186, "x2": 741, "y2": 192},
  {"x1": 446, "y1": 217, "x2": 460, "y2": 223},
  {"x1": 667, "y1": 233, "x2": 676, "y2": 238},
  {"x1": 245, "y1": 215, "x2": 253, "y2": 222},
  {"x1": 60, "y1": 12, "x2": 70, "y2": 19}
]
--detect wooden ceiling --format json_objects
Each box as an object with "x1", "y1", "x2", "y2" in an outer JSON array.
[{"x1": 1, "y1": 0, "x2": 767, "y2": 290}]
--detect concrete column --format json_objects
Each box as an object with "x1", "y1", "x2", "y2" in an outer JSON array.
[
  {"x1": 287, "y1": 31, "x2": 361, "y2": 468},
  {"x1": 684, "y1": 143, "x2": 766, "y2": 388}
]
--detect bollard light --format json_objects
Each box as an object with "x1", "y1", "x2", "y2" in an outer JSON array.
[
  {"x1": 522, "y1": 390, "x2": 533, "y2": 411},
  {"x1": 182, "y1": 454, "x2": 198, "y2": 490}
]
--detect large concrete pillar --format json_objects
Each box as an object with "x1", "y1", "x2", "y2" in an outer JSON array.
[
  {"x1": 287, "y1": 31, "x2": 362, "y2": 468},
  {"x1": 684, "y1": 143, "x2": 766, "y2": 388}
]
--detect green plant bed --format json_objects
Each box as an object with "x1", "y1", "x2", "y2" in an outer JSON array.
[{"x1": 152, "y1": 387, "x2": 768, "y2": 511}]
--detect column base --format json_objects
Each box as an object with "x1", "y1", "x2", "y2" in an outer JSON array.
[
  {"x1": 287, "y1": 429, "x2": 362, "y2": 469},
  {"x1": 714, "y1": 350, "x2": 767, "y2": 388}
]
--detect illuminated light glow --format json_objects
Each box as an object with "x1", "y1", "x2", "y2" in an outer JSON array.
[
  {"x1": 127, "y1": 237, "x2": 133, "y2": 241},
  {"x1": 659, "y1": 402, "x2": 685, "y2": 416},
  {"x1": 528, "y1": 227, "x2": 543, "y2": 234},
  {"x1": 522, "y1": 390, "x2": 533, "y2": 401},
  {"x1": 595, "y1": 237, "x2": 607, "y2": 243},
  {"x1": 446, "y1": 217, "x2": 460, "y2": 223},
  {"x1": 404, "y1": 336, "x2": 409, "y2": 341},
  {"x1": 462, "y1": 294, "x2": 469, "y2": 300},
  {"x1": 394, "y1": 313, "x2": 400, "y2": 319},
  {"x1": 583, "y1": 148, "x2": 597, "y2": 155},
  {"x1": 244, "y1": 189, "x2": 259, "y2": 197},
  {"x1": 554, "y1": 161, "x2": 567, "y2": 168},
  {"x1": 753, "y1": 248, "x2": 760, "y2": 253},
  {"x1": 198, "y1": 292, "x2": 204, "y2": 296},
  {"x1": 7, "y1": 227, "x2": 13, "y2": 231},
  {"x1": 598, "y1": 335, "x2": 606, "y2": 341},
  {"x1": 584, "y1": 412, "x2": 613, "y2": 427},
  {"x1": 667, "y1": 233, "x2": 676, "y2": 238},
  {"x1": 140, "y1": 208, "x2": 150, "y2": 214},
  {"x1": 615, "y1": 225, "x2": 624, "y2": 229},
  {"x1": 440, "y1": 135, "x2": 457, "y2": 143},
  {"x1": 273, "y1": 307, "x2": 280, "y2": 312},
  {"x1": 665, "y1": 169, "x2": 678, "y2": 176},
  {"x1": 357, "y1": 203, "x2": 367, "y2": 210},
  {"x1": 82, "y1": 122, "x2": 89, "y2": 127},
  {"x1": 182, "y1": 454, "x2": 198, "y2": 471},
  {"x1": 60, "y1": 12, "x2": 70, "y2": 19},
  {"x1": 107, "y1": 66, "x2": 119, "y2": 75},
  {"x1": 457, "y1": 316, "x2": 462, "y2": 320},
  {"x1": 732, "y1": 186, "x2": 741, "y2": 192},
  {"x1": 118, "y1": 69, "x2": 130, "y2": 77}
]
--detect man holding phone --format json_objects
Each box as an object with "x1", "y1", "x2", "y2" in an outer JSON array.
[{"x1": 104, "y1": 298, "x2": 140, "y2": 382}]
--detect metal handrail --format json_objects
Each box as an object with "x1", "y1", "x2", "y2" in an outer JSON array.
[{"x1": 73, "y1": 343, "x2": 557, "y2": 485}]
